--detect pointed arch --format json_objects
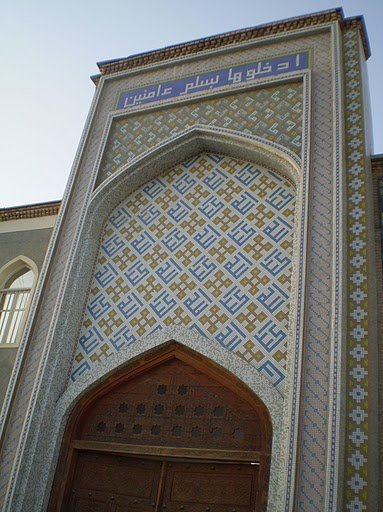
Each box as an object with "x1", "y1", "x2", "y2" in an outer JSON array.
[
  {"x1": 48, "y1": 332, "x2": 285, "y2": 511},
  {"x1": 61, "y1": 124, "x2": 303, "y2": 384},
  {"x1": 7, "y1": 126, "x2": 304, "y2": 512},
  {"x1": 50, "y1": 340, "x2": 275, "y2": 511},
  {"x1": 0, "y1": 255, "x2": 38, "y2": 290},
  {"x1": 90, "y1": 125, "x2": 301, "y2": 228},
  {"x1": 74, "y1": 126, "x2": 302, "y2": 285},
  {"x1": 0, "y1": 256, "x2": 38, "y2": 346}
]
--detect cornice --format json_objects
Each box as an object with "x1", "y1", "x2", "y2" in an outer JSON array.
[
  {"x1": 371, "y1": 153, "x2": 383, "y2": 164},
  {"x1": 91, "y1": 8, "x2": 370, "y2": 85},
  {"x1": 0, "y1": 200, "x2": 61, "y2": 222}
]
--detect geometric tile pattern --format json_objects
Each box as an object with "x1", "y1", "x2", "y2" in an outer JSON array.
[
  {"x1": 292, "y1": 37, "x2": 333, "y2": 511},
  {"x1": 73, "y1": 153, "x2": 296, "y2": 390},
  {"x1": 97, "y1": 84, "x2": 303, "y2": 184},
  {"x1": 343, "y1": 28, "x2": 370, "y2": 512},
  {"x1": 0, "y1": 34, "x2": 352, "y2": 513}
]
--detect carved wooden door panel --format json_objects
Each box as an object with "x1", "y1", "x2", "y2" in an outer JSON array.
[
  {"x1": 51, "y1": 346, "x2": 272, "y2": 512},
  {"x1": 67, "y1": 453, "x2": 259, "y2": 512},
  {"x1": 67, "y1": 452, "x2": 162, "y2": 512},
  {"x1": 77, "y1": 359, "x2": 270, "y2": 454},
  {"x1": 160, "y1": 460, "x2": 259, "y2": 512}
]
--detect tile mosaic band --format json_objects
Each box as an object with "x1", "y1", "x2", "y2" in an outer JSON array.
[
  {"x1": 117, "y1": 51, "x2": 309, "y2": 110},
  {"x1": 100, "y1": 84, "x2": 303, "y2": 184},
  {"x1": 344, "y1": 28, "x2": 370, "y2": 512}
]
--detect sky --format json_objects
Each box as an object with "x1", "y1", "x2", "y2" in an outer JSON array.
[{"x1": 1, "y1": 0, "x2": 382, "y2": 208}]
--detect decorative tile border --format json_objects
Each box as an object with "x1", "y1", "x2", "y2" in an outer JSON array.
[
  {"x1": 287, "y1": 31, "x2": 334, "y2": 512},
  {"x1": 343, "y1": 27, "x2": 370, "y2": 512},
  {"x1": 117, "y1": 51, "x2": 309, "y2": 109}
]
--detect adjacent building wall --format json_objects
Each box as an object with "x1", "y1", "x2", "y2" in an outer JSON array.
[
  {"x1": 0, "y1": 210, "x2": 58, "y2": 406},
  {"x1": 371, "y1": 155, "x2": 383, "y2": 510}
]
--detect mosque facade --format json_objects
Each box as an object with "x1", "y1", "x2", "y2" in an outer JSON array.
[{"x1": 0, "y1": 8, "x2": 382, "y2": 511}]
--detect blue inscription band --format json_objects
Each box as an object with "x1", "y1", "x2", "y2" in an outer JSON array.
[{"x1": 117, "y1": 51, "x2": 309, "y2": 110}]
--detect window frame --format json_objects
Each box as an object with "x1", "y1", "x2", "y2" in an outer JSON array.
[{"x1": 0, "y1": 256, "x2": 38, "y2": 348}]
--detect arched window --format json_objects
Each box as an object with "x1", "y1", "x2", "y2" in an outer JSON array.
[{"x1": 0, "y1": 267, "x2": 34, "y2": 345}]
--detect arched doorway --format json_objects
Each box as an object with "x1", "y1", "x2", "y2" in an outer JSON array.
[{"x1": 50, "y1": 343, "x2": 272, "y2": 511}]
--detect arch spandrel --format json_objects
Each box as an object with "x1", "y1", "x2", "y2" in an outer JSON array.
[{"x1": 95, "y1": 83, "x2": 303, "y2": 186}]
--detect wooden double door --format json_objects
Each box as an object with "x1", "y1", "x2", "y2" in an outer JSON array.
[
  {"x1": 50, "y1": 345, "x2": 271, "y2": 511},
  {"x1": 68, "y1": 451, "x2": 259, "y2": 512}
]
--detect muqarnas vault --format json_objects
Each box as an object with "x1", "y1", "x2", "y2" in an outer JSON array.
[{"x1": 0, "y1": 7, "x2": 382, "y2": 512}]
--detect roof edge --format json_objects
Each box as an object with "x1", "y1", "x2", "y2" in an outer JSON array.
[
  {"x1": 0, "y1": 200, "x2": 61, "y2": 222},
  {"x1": 91, "y1": 8, "x2": 370, "y2": 85}
]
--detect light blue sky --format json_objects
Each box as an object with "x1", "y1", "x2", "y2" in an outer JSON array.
[{"x1": 1, "y1": 0, "x2": 382, "y2": 207}]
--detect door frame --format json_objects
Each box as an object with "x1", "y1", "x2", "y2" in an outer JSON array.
[{"x1": 49, "y1": 342, "x2": 272, "y2": 511}]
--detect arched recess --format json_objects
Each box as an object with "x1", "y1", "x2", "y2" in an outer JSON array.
[
  {"x1": 68, "y1": 127, "x2": 299, "y2": 383},
  {"x1": 49, "y1": 342, "x2": 272, "y2": 512},
  {"x1": 72, "y1": 148, "x2": 297, "y2": 388},
  {"x1": 6, "y1": 127, "x2": 304, "y2": 512},
  {"x1": 60, "y1": 128, "x2": 302, "y2": 376}
]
